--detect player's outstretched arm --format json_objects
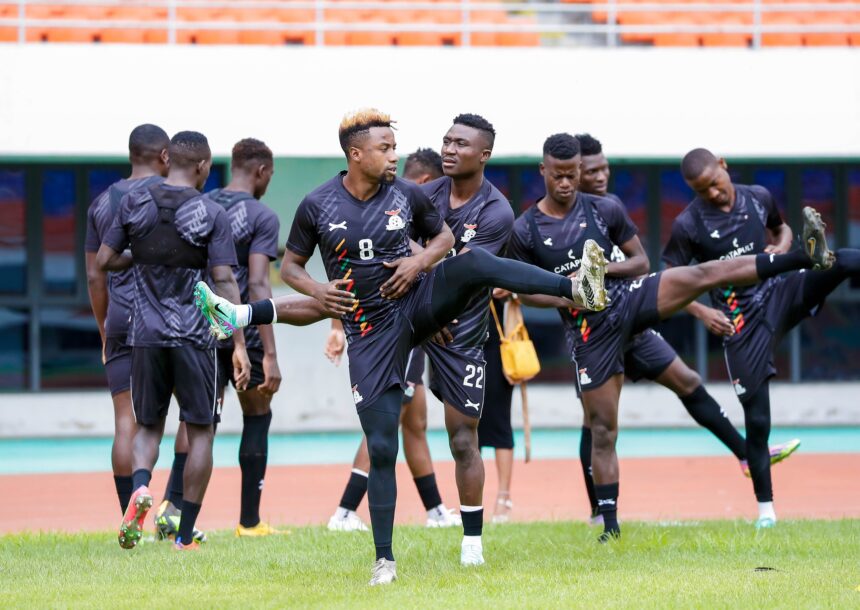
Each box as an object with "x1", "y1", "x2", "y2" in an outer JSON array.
[{"x1": 281, "y1": 249, "x2": 356, "y2": 316}]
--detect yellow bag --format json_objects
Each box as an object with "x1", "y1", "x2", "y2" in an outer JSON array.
[{"x1": 490, "y1": 298, "x2": 541, "y2": 384}]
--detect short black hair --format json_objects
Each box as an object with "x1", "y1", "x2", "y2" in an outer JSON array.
[
  {"x1": 543, "y1": 133, "x2": 580, "y2": 160},
  {"x1": 338, "y1": 108, "x2": 394, "y2": 155},
  {"x1": 680, "y1": 148, "x2": 718, "y2": 180},
  {"x1": 128, "y1": 124, "x2": 169, "y2": 162},
  {"x1": 231, "y1": 138, "x2": 273, "y2": 171},
  {"x1": 453, "y1": 113, "x2": 496, "y2": 150},
  {"x1": 404, "y1": 148, "x2": 443, "y2": 180},
  {"x1": 169, "y1": 131, "x2": 211, "y2": 169},
  {"x1": 575, "y1": 133, "x2": 602, "y2": 157}
]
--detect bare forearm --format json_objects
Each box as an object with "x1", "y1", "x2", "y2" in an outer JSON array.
[
  {"x1": 86, "y1": 277, "x2": 108, "y2": 341},
  {"x1": 249, "y1": 280, "x2": 276, "y2": 356},
  {"x1": 213, "y1": 276, "x2": 246, "y2": 347},
  {"x1": 772, "y1": 225, "x2": 793, "y2": 251},
  {"x1": 606, "y1": 256, "x2": 650, "y2": 279},
  {"x1": 684, "y1": 300, "x2": 711, "y2": 319},
  {"x1": 281, "y1": 263, "x2": 326, "y2": 299},
  {"x1": 415, "y1": 231, "x2": 454, "y2": 269}
]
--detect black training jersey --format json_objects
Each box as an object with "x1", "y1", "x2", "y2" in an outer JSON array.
[
  {"x1": 507, "y1": 192, "x2": 638, "y2": 344},
  {"x1": 206, "y1": 188, "x2": 280, "y2": 350},
  {"x1": 422, "y1": 176, "x2": 514, "y2": 352},
  {"x1": 85, "y1": 175, "x2": 164, "y2": 337},
  {"x1": 286, "y1": 173, "x2": 445, "y2": 343},
  {"x1": 662, "y1": 184, "x2": 783, "y2": 334},
  {"x1": 102, "y1": 184, "x2": 237, "y2": 348}
]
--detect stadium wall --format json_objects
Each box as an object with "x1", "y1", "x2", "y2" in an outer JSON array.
[{"x1": 2, "y1": 319, "x2": 860, "y2": 438}]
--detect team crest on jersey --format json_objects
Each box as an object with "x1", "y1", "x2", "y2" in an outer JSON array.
[
  {"x1": 461, "y1": 224, "x2": 478, "y2": 243},
  {"x1": 579, "y1": 368, "x2": 592, "y2": 385},
  {"x1": 352, "y1": 385, "x2": 364, "y2": 404},
  {"x1": 385, "y1": 208, "x2": 405, "y2": 231},
  {"x1": 543, "y1": 237, "x2": 553, "y2": 246}
]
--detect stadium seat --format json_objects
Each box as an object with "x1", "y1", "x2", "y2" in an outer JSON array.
[
  {"x1": 761, "y1": 14, "x2": 805, "y2": 46},
  {"x1": 100, "y1": 29, "x2": 146, "y2": 44},
  {"x1": 191, "y1": 29, "x2": 241, "y2": 45},
  {"x1": 348, "y1": 30, "x2": 396, "y2": 45},
  {"x1": 653, "y1": 32, "x2": 702, "y2": 46}
]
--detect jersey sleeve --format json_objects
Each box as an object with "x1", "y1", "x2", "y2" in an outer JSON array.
[
  {"x1": 600, "y1": 197, "x2": 638, "y2": 245},
  {"x1": 101, "y1": 193, "x2": 132, "y2": 253},
  {"x1": 505, "y1": 217, "x2": 536, "y2": 264},
  {"x1": 250, "y1": 207, "x2": 280, "y2": 261},
  {"x1": 84, "y1": 199, "x2": 101, "y2": 253},
  {"x1": 410, "y1": 185, "x2": 445, "y2": 240},
  {"x1": 285, "y1": 197, "x2": 319, "y2": 258},
  {"x1": 207, "y1": 206, "x2": 239, "y2": 267},
  {"x1": 752, "y1": 185, "x2": 784, "y2": 229},
  {"x1": 661, "y1": 213, "x2": 696, "y2": 267},
  {"x1": 466, "y1": 199, "x2": 515, "y2": 256}
]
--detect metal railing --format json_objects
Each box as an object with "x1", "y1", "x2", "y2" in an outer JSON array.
[{"x1": 1, "y1": 0, "x2": 858, "y2": 47}]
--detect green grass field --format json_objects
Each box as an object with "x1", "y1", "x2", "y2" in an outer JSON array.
[{"x1": 1, "y1": 520, "x2": 858, "y2": 608}]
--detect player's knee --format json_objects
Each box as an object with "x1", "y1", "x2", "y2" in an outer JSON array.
[
  {"x1": 366, "y1": 432, "x2": 398, "y2": 469},
  {"x1": 674, "y1": 367, "x2": 702, "y2": 396},
  {"x1": 589, "y1": 422, "x2": 617, "y2": 452},
  {"x1": 448, "y1": 425, "x2": 478, "y2": 462}
]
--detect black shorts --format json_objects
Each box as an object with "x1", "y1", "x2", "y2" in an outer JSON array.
[
  {"x1": 573, "y1": 272, "x2": 662, "y2": 393},
  {"x1": 217, "y1": 346, "x2": 265, "y2": 391},
  {"x1": 402, "y1": 346, "x2": 426, "y2": 404},
  {"x1": 478, "y1": 338, "x2": 514, "y2": 449},
  {"x1": 131, "y1": 345, "x2": 220, "y2": 426},
  {"x1": 426, "y1": 342, "x2": 487, "y2": 418},
  {"x1": 347, "y1": 270, "x2": 438, "y2": 411},
  {"x1": 723, "y1": 270, "x2": 818, "y2": 401},
  {"x1": 104, "y1": 334, "x2": 131, "y2": 396},
  {"x1": 623, "y1": 329, "x2": 678, "y2": 382}
]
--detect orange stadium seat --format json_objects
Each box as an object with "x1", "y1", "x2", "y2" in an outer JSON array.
[
  {"x1": 761, "y1": 13, "x2": 805, "y2": 46},
  {"x1": 348, "y1": 30, "x2": 396, "y2": 45},
  {"x1": 100, "y1": 29, "x2": 146, "y2": 43},
  {"x1": 653, "y1": 32, "x2": 702, "y2": 46}
]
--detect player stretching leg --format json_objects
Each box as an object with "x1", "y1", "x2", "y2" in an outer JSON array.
[
  {"x1": 327, "y1": 149, "x2": 460, "y2": 533},
  {"x1": 207, "y1": 139, "x2": 287, "y2": 537},
  {"x1": 194, "y1": 109, "x2": 607, "y2": 585},
  {"x1": 98, "y1": 131, "x2": 252, "y2": 551},
  {"x1": 573, "y1": 133, "x2": 799, "y2": 524},
  {"x1": 665, "y1": 148, "x2": 857, "y2": 528},
  {"x1": 85, "y1": 124, "x2": 205, "y2": 543},
  {"x1": 508, "y1": 134, "x2": 832, "y2": 541}
]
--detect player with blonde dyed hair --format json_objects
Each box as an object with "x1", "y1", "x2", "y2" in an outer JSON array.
[{"x1": 194, "y1": 108, "x2": 609, "y2": 584}]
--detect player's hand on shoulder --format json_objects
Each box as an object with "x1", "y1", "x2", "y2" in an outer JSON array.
[
  {"x1": 324, "y1": 327, "x2": 346, "y2": 366},
  {"x1": 313, "y1": 279, "x2": 357, "y2": 316},
  {"x1": 700, "y1": 306, "x2": 735, "y2": 337},
  {"x1": 492, "y1": 288, "x2": 512, "y2": 301},
  {"x1": 232, "y1": 346, "x2": 252, "y2": 391},
  {"x1": 259, "y1": 353, "x2": 282, "y2": 396},
  {"x1": 380, "y1": 256, "x2": 423, "y2": 299}
]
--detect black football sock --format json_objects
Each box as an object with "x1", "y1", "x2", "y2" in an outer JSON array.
[
  {"x1": 461, "y1": 506, "x2": 484, "y2": 537},
  {"x1": 414, "y1": 473, "x2": 443, "y2": 511},
  {"x1": 339, "y1": 470, "x2": 369, "y2": 512},
  {"x1": 177, "y1": 500, "x2": 202, "y2": 544},
  {"x1": 239, "y1": 412, "x2": 272, "y2": 528},
  {"x1": 755, "y1": 248, "x2": 812, "y2": 279},
  {"x1": 680, "y1": 385, "x2": 747, "y2": 460},
  {"x1": 741, "y1": 383, "x2": 773, "y2": 502},
  {"x1": 248, "y1": 299, "x2": 276, "y2": 326},
  {"x1": 167, "y1": 452, "x2": 187, "y2": 507},
  {"x1": 595, "y1": 482, "x2": 620, "y2": 535},
  {"x1": 114, "y1": 475, "x2": 133, "y2": 514},
  {"x1": 579, "y1": 427, "x2": 598, "y2": 515},
  {"x1": 358, "y1": 389, "x2": 402, "y2": 562},
  {"x1": 131, "y1": 468, "x2": 152, "y2": 492}
]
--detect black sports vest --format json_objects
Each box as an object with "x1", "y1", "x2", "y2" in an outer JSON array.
[
  {"x1": 130, "y1": 185, "x2": 207, "y2": 269},
  {"x1": 690, "y1": 194, "x2": 767, "y2": 332}
]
